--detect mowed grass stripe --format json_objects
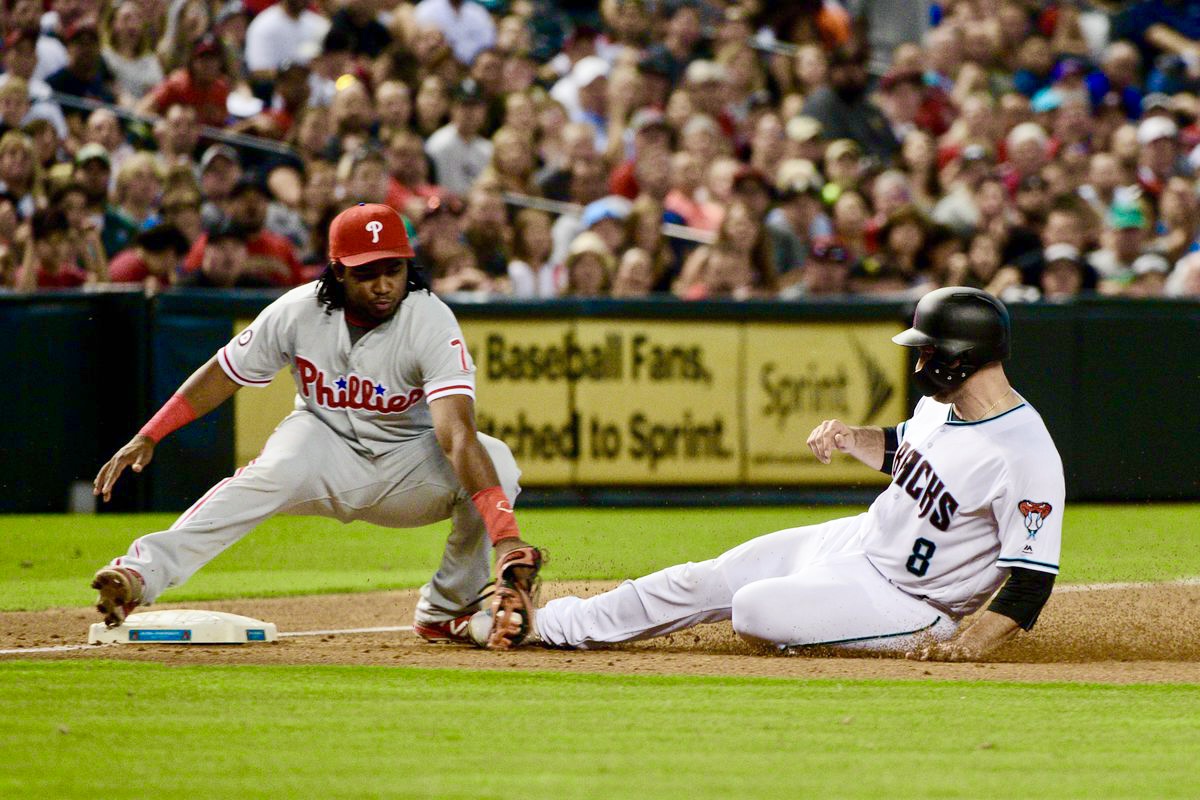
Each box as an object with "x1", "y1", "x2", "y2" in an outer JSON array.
[
  {"x1": 1, "y1": 661, "x2": 1197, "y2": 800},
  {"x1": 3, "y1": 505, "x2": 1199, "y2": 611}
]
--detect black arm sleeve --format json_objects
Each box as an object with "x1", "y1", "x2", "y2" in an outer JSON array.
[
  {"x1": 879, "y1": 426, "x2": 899, "y2": 475},
  {"x1": 987, "y1": 567, "x2": 1056, "y2": 631}
]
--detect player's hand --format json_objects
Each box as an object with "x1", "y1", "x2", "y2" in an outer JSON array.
[
  {"x1": 806, "y1": 419, "x2": 856, "y2": 465},
  {"x1": 493, "y1": 536, "x2": 537, "y2": 581},
  {"x1": 93, "y1": 434, "x2": 156, "y2": 502}
]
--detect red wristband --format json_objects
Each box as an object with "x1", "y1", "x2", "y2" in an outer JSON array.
[
  {"x1": 471, "y1": 486, "x2": 520, "y2": 545},
  {"x1": 138, "y1": 394, "x2": 198, "y2": 443}
]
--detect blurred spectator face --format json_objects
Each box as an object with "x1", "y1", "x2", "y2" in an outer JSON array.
[
  {"x1": 1054, "y1": 95, "x2": 1092, "y2": 143},
  {"x1": 670, "y1": 151, "x2": 702, "y2": 195},
  {"x1": 190, "y1": 51, "x2": 223, "y2": 85},
  {"x1": 612, "y1": 248, "x2": 654, "y2": 298},
  {"x1": 201, "y1": 236, "x2": 249, "y2": 287},
  {"x1": 872, "y1": 172, "x2": 912, "y2": 219},
  {"x1": 833, "y1": 192, "x2": 869, "y2": 238},
  {"x1": 887, "y1": 219, "x2": 925, "y2": 259},
  {"x1": 804, "y1": 252, "x2": 850, "y2": 296},
  {"x1": 120, "y1": 159, "x2": 162, "y2": 208},
  {"x1": 1041, "y1": 258, "x2": 1083, "y2": 299},
  {"x1": 514, "y1": 209, "x2": 552, "y2": 263},
  {"x1": 0, "y1": 195, "x2": 17, "y2": 240},
  {"x1": 55, "y1": 0, "x2": 92, "y2": 26},
  {"x1": 464, "y1": 189, "x2": 506, "y2": 232},
  {"x1": 681, "y1": 117, "x2": 721, "y2": 165},
  {"x1": 608, "y1": 67, "x2": 643, "y2": 114},
  {"x1": 9, "y1": 0, "x2": 42, "y2": 32},
  {"x1": 665, "y1": 89, "x2": 694, "y2": 133},
  {"x1": 200, "y1": 155, "x2": 240, "y2": 201},
  {"x1": 470, "y1": 50, "x2": 504, "y2": 96},
  {"x1": 968, "y1": 232, "x2": 1002, "y2": 280},
  {"x1": 732, "y1": 176, "x2": 770, "y2": 218},
  {"x1": 589, "y1": 217, "x2": 625, "y2": 254},
  {"x1": 1015, "y1": 35, "x2": 1052, "y2": 75},
  {"x1": 1160, "y1": 177, "x2": 1198, "y2": 226},
  {"x1": 959, "y1": 94, "x2": 996, "y2": 141},
  {"x1": 66, "y1": 27, "x2": 102, "y2": 73},
  {"x1": 706, "y1": 248, "x2": 752, "y2": 297},
  {"x1": 57, "y1": 186, "x2": 88, "y2": 229},
  {"x1": 901, "y1": 131, "x2": 935, "y2": 172},
  {"x1": 792, "y1": 44, "x2": 830, "y2": 91},
  {"x1": 1142, "y1": 136, "x2": 1177, "y2": 176},
  {"x1": 892, "y1": 44, "x2": 924, "y2": 75},
  {"x1": 74, "y1": 159, "x2": 110, "y2": 203},
  {"x1": 826, "y1": 148, "x2": 861, "y2": 187},
  {"x1": 1102, "y1": 42, "x2": 1140, "y2": 89},
  {"x1": 376, "y1": 81, "x2": 412, "y2": 130},
  {"x1": 1009, "y1": 135, "x2": 1047, "y2": 178},
  {"x1": 37, "y1": 229, "x2": 73, "y2": 266},
  {"x1": 996, "y1": 3, "x2": 1029, "y2": 48},
  {"x1": 162, "y1": 191, "x2": 202, "y2": 241},
  {"x1": 721, "y1": 202, "x2": 759, "y2": 253},
  {"x1": 0, "y1": 86, "x2": 29, "y2": 128},
  {"x1": 884, "y1": 78, "x2": 922, "y2": 126},
  {"x1": 1087, "y1": 153, "x2": 1123, "y2": 196},
  {"x1": 569, "y1": 159, "x2": 606, "y2": 204},
  {"x1": 230, "y1": 188, "x2": 269, "y2": 233},
  {"x1": 924, "y1": 25, "x2": 961, "y2": 76},
  {"x1": 568, "y1": 253, "x2": 610, "y2": 297},
  {"x1": 25, "y1": 121, "x2": 57, "y2": 165},
  {"x1": 503, "y1": 93, "x2": 536, "y2": 133},
  {"x1": 493, "y1": 129, "x2": 533, "y2": 178},
  {"x1": 974, "y1": 179, "x2": 1008, "y2": 221},
  {"x1": 999, "y1": 92, "x2": 1031, "y2": 132},
  {"x1": 451, "y1": 98, "x2": 487, "y2": 139},
  {"x1": 1043, "y1": 209, "x2": 1084, "y2": 249},
  {"x1": 1108, "y1": 223, "x2": 1145, "y2": 264},
  {"x1": 1016, "y1": 178, "x2": 1050, "y2": 222},
  {"x1": 158, "y1": 105, "x2": 201, "y2": 156},
  {"x1": 705, "y1": 157, "x2": 739, "y2": 205},
  {"x1": 830, "y1": 50, "x2": 868, "y2": 100},
  {"x1": 387, "y1": 133, "x2": 427, "y2": 184},
  {"x1": 346, "y1": 156, "x2": 389, "y2": 204},
  {"x1": 502, "y1": 53, "x2": 536, "y2": 94},
  {"x1": 496, "y1": 15, "x2": 531, "y2": 53},
  {"x1": 3, "y1": 36, "x2": 37, "y2": 80},
  {"x1": 634, "y1": 147, "x2": 671, "y2": 201},
  {"x1": 296, "y1": 109, "x2": 331, "y2": 155},
  {"x1": 332, "y1": 82, "x2": 376, "y2": 135},
  {"x1": 302, "y1": 163, "x2": 337, "y2": 212},
  {"x1": 1109, "y1": 124, "x2": 1140, "y2": 166},
  {"x1": 86, "y1": 109, "x2": 123, "y2": 151},
  {"x1": 751, "y1": 114, "x2": 784, "y2": 165},
  {"x1": 1128, "y1": 270, "x2": 1166, "y2": 298},
  {"x1": 666, "y1": 6, "x2": 701, "y2": 51}
]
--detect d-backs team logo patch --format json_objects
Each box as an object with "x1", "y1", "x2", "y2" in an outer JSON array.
[{"x1": 1018, "y1": 500, "x2": 1053, "y2": 540}]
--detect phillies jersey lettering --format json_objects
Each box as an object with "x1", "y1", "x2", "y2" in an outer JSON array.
[
  {"x1": 859, "y1": 395, "x2": 1065, "y2": 618},
  {"x1": 217, "y1": 282, "x2": 476, "y2": 457},
  {"x1": 891, "y1": 443, "x2": 960, "y2": 531}
]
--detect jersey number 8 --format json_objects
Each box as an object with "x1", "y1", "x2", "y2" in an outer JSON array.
[{"x1": 906, "y1": 537, "x2": 937, "y2": 577}]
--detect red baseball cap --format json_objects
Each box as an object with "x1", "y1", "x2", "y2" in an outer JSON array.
[{"x1": 328, "y1": 203, "x2": 414, "y2": 266}]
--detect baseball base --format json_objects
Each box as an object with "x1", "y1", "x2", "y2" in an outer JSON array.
[{"x1": 87, "y1": 609, "x2": 278, "y2": 645}]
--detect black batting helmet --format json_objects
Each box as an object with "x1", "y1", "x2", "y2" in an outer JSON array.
[{"x1": 892, "y1": 287, "x2": 1010, "y2": 396}]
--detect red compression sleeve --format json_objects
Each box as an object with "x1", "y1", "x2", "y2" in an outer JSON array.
[
  {"x1": 138, "y1": 394, "x2": 198, "y2": 443},
  {"x1": 471, "y1": 486, "x2": 521, "y2": 545}
]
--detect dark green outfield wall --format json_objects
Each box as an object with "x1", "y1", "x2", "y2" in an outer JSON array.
[{"x1": 1, "y1": 289, "x2": 1196, "y2": 512}]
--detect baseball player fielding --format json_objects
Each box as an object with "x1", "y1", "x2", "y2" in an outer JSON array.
[{"x1": 91, "y1": 203, "x2": 542, "y2": 649}]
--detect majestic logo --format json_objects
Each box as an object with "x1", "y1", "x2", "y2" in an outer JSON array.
[
  {"x1": 365, "y1": 220, "x2": 383, "y2": 243},
  {"x1": 296, "y1": 356, "x2": 423, "y2": 414},
  {"x1": 1018, "y1": 500, "x2": 1053, "y2": 539}
]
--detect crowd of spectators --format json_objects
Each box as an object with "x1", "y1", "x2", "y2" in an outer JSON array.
[{"x1": 2, "y1": 0, "x2": 1200, "y2": 301}]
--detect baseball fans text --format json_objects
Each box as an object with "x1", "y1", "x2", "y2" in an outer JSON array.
[{"x1": 485, "y1": 333, "x2": 713, "y2": 384}]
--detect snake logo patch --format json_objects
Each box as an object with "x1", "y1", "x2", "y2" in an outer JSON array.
[{"x1": 1018, "y1": 500, "x2": 1053, "y2": 540}]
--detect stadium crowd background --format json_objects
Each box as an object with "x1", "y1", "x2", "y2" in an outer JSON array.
[{"x1": 1, "y1": 0, "x2": 1199, "y2": 301}]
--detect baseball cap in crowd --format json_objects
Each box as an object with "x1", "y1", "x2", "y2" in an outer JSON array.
[
  {"x1": 775, "y1": 159, "x2": 824, "y2": 198},
  {"x1": 1132, "y1": 253, "x2": 1171, "y2": 276},
  {"x1": 826, "y1": 139, "x2": 861, "y2": 162},
  {"x1": 207, "y1": 219, "x2": 250, "y2": 244},
  {"x1": 229, "y1": 173, "x2": 270, "y2": 199},
  {"x1": 572, "y1": 56, "x2": 610, "y2": 90},
  {"x1": 879, "y1": 68, "x2": 922, "y2": 93},
  {"x1": 786, "y1": 115, "x2": 822, "y2": 143},
  {"x1": 629, "y1": 107, "x2": 669, "y2": 135},
  {"x1": 200, "y1": 143, "x2": 239, "y2": 173},
  {"x1": 1043, "y1": 243, "x2": 1081, "y2": 264},
  {"x1": 75, "y1": 142, "x2": 110, "y2": 167},
  {"x1": 810, "y1": 237, "x2": 851, "y2": 264},
  {"x1": 637, "y1": 47, "x2": 675, "y2": 78},
  {"x1": 1137, "y1": 115, "x2": 1178, "y2": 145},
  {"x1": 1108, "y1": 202, "x2": 1146, "y2": 230},
  {"x1": 961, "y1": 143, "x2": 994, "y2": 164},
  {"x1": 329, "y1": 203, "x2": 415, "y2": 265},
  {"x1": 1052, "y1": 57, "x2": 1090, "y2": 82},
  {"x1": 580, "y1": 195, "x2": 632, "y2": 229},
  {"x1": 62, "y1": 18, "x2": 100, "y2": 43},
  {"x1": 1030, "y1": 87, "x2": 1063, "y2": 114},
  {"x1": 453, "y1": 78, "x2": 486, "y2": 103},
  {"x1": 684, "y1": 60, "x2": 727, "y2": 85},
  {"x1": 1141, "y1": 92, "x2": 1172, "y2": 114}
]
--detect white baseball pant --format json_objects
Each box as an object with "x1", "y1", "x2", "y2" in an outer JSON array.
[
  {"x1": 534, "y1": 514, "x2": 959, "y2": 652},
  {"x1": 108, "y1": 410, "x2": 521, "y2": 624}
]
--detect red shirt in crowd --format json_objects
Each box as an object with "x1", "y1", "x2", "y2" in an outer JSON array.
[
  {"x1": 148, "y1": 70, "x2": 231, "y2": 127},
  {"x1": 183, "y1": 231, "x2": 304, "y2": 286},
  {"x1": 18, "y1": 263, "x2": 88, "y2": 288},
  {"x1": 386, "y1": 177, "x2": 438, "y2": 215},
  {"x1": 108, "y1": 249, "x2": 151, "y2": 283}
]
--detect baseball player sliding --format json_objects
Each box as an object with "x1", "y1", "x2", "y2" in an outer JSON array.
[
  {"x1": 91, "y1": 203, "x2": 542, "y2": 649},
  {"x1": 503, "y1": 287, "x2": 1064, "y2": 661}
]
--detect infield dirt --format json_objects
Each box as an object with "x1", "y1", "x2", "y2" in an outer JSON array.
[{"x1": 2, "y1": 581, "x2": 1198, "y2": 684}]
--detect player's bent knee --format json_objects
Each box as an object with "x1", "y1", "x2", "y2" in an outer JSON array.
[{"x1": 730, "y1": 584, "x2": 784, "y2": 646}]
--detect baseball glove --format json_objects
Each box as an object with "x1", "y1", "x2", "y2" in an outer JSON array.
[{"x1": 484, "y1": 545, "x2": 543, "y2": 649}]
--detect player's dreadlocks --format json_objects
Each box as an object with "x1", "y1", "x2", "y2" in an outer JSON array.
[{"x1": 316, "y1": 258, "x2": 431, "y2": 314}]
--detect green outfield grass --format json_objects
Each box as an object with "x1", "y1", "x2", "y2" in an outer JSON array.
[
  {"x1": 2, "y1": 505, "x2": 1198, "y2": 612},
  {"x1": 2, "y1": 661, "x2": 1197, "y2": 800}
]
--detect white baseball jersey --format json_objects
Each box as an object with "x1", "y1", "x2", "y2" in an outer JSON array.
[
  {"x1": 217, "y1": 282, "x2": 476, "y2": 457},
  {"x1": 861, "y1": 395, "x2": 1065, "y2": 617}
]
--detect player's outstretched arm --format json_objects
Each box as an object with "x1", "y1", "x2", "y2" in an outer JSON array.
[
  {"x1": 806, "y1": 420, "x2": 887, "y2": 471},
  {"x1": 906, "y1": 610, "x2": 1020, "y2": 662},
  {"x1": 93, "y1": 357, "x2": 241, "y2": 502}
]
